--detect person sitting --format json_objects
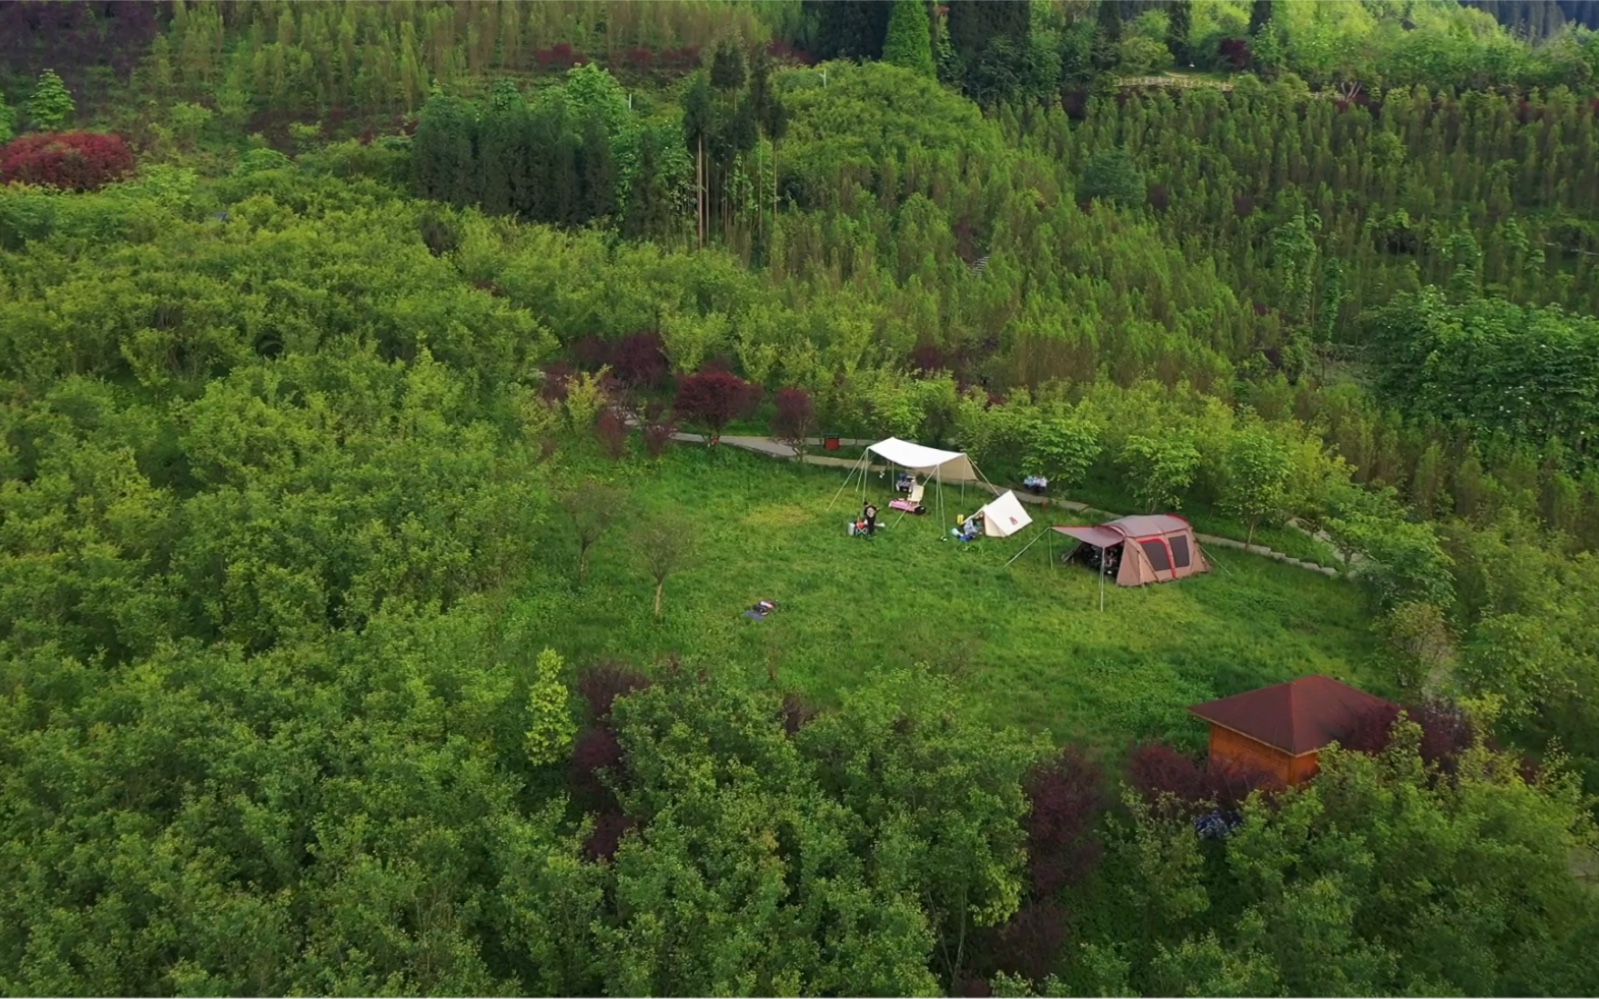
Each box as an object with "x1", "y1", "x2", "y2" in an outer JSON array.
[
  {"x1": 863, "y1": 502, "x2": 879, "y2": 537},
  {"x1": 1024, "y1": 474, "x2": 1049, "y2": 495},
  {"x1": 895, "y1": 473, "x2": 914, "y2": 494}
]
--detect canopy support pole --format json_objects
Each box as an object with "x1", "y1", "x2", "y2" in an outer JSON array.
[
  {"x1": 1099, "y1": 548, "x2": 1107, "y2": 612},
  {"x1": 828, "y1": 451, "x2": 867, "y2": 511}
]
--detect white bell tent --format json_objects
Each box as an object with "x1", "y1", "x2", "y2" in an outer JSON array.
[
  {"x1": 831, "y1": 437, "x2": 993, "y2": 532},
  {"x1": 978, "y1": 490, "x2": 1032, "y2": 538}
]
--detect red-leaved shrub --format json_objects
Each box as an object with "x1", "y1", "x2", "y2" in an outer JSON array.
[
  {"x1": 1130, "y1": 741, "x2": 1281, "y2": 813},
  {"x1": 571, "y1": 726, "x2": 624, "y2": 806},
  {"x1": 1205, "y1": 757, "x2": 1283, "y2": 810},
  {"x1": 571, "y1": 334, "x2": 611, "y2": 371},
  {"x1": 0, "y1": 131, "x2": 135, "y2": 191},
  {"x1": 985, "y1": 900, "x2": 1070, "y2": 986},
  {"x1": 576, "y1": 662, "x2": 652, "y2": 720},
  {"x1": 594, "y1": 406, "x2": 630, "y2": 461},
  {"x1": 1412, "y1": 699, "x2": 1475, "y2": 773},
  {"x1": 1218, "y1": 37, "x2": 1253, "y2": 70},
  {"x1": 1023, "y1": 747, "x2": 1107, "y2": 897},
  {"x1": 643, "y1": 418, "x2": 676, "y2": 458},
  {"x1": 1129, "y1": 741, "x2": 1206, "y2": 804},
  {"x1": 583, "y1": 811, "x2": 636, "y2": 862},
  {"x1": 1340, "y1": 702, "x2": 1402, "y2": 754},
  {"x1": 540, "y1": 361, "x2": 574, "y2": 403}
]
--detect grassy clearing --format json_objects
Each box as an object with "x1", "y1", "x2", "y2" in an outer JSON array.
[{"x1": 518, "y1": 447, "x2": 1384, "y2": 754}]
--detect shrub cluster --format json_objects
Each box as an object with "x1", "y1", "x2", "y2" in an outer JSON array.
[{"x1": 0, "y1": 131, "x2": 133, "y2": 190}]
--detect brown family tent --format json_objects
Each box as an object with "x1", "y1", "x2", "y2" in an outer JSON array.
[{"x1": 1053, "y1": 514, "x2": 1209, "y2": 586}]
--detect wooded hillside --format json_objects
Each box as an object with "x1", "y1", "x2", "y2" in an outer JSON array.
[{"x1": 3, "y1": 2, "x2": 1599, "y2": 995}]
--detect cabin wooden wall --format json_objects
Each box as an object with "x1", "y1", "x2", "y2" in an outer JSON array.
[{"x1": 1206, "y1": 724, "x2": 1321, "y2": 786}]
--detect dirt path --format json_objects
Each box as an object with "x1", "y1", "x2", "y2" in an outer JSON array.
[{"x1": 673, "y1": 432, "x2": 1343, "y2": 577}]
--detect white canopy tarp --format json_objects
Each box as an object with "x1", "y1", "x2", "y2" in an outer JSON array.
[
  {"x1": 866, "y1": 437, "x2": 979, "y2": 483},
  {"x1": 980, "y1": 490, "x2": 1033, "y2": 538}
]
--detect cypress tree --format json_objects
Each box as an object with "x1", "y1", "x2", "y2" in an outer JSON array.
[
  {"x1": 411, "y1": 90, "x2": 478, "y2": 207},
  {"x1": 883, "y1": 0, "x2": 936, "y2": 78},
  {"x1": 1167, "y1": 0, "x2": 1192, "y2": 66},
  {"x1": 1249, "y1": 0, "x2": 1273, "y2": 36},
  {"x1": 478, "y1": 80, "x2": 527, "y2": 217},
  {"x1": 947, "y1": 0, "x2": 1031, "y2": 66},
  {"x1": 552, "y1": 125, "x2": 582, "y2": 227},
  {"x1": 580, "y1": 116, "x2": 617, "y2": 224},
  {"x1": 710, "y1": 41, "x2": 746, "y2": 91},
  {"x1": 804, "y1": 0, "x2": 893, "y2": 60},
  {"x1": 1091, "y1": 0, "x2": 1123, "y2": 74},
  {"x1": 520, "y1": 104, "x2": 560, "y2": 222}
]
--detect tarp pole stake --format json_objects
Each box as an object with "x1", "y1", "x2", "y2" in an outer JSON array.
[{"x1": 1004, "y1": 527, "x2": 1048, "y2": 567}]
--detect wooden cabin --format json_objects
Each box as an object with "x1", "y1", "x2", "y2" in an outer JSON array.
[{"x1": 1188, "y1": 675, "x2": 1396, "y2": 786}]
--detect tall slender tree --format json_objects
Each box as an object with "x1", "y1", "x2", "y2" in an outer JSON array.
[
  {"x1": 1167, "y1": 0, "x2": 1193, "y2": 66},
  {"x1": 883, "y1": 0, "x2": 937, "y2": 78}
]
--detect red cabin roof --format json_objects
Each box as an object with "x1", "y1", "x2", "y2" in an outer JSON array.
[{"x1": 1188, "y1": 675, "x2": 1395, "y2": 756}]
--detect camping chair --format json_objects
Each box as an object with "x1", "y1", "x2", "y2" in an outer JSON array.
[{"x1": 889, "y1": 482, "x2": 925, "y2": 514}]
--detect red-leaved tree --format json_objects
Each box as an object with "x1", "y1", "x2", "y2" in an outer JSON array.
[
  {"x1": 771, "y1": 387, "x2": 816, "y2": 456},
  {"x1": 0, "y1": 131, "x2": 135, "y2": 191},
  {"x1": 612, "y1": 332, "x2": 669, "y2": 390},
  {"x1": 674, "y1": 369, "x2": 760, "y2": 440}
]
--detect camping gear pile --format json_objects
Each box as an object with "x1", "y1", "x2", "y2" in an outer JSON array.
[{"x1": 743, "y1": 599, "x2": 778, "y2": 621}]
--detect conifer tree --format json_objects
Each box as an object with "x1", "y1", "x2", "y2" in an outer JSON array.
[
  {"x1": 1249, "y1": 0, "x2": 1274, "y2": 36},
  {"x1": 580, "y1": 116, "x2": 617, "y2": 223},
  {"x1": 1092, "y1": 0, "x2": 1124, "y2": 74},
  {"x1": 710, "y1": 41, "x2": 746, "y2": 91},
  {"x1": 1167, "y1": 0, "x2": 1193, "y2": 66},
  {"x1": 883, "y1": 0, "x2": 936, "y2": 78},
  {"x1": 0, "y1": 87, "x2": 13, "y2": 144},
  {"x1": 411, "y1": 89, "x2": 478, "y2": 207},
  {"x1": 26, "y1": 70, "x2": 74, "y2": 132},
  {"x1": 477, "y1": 80, "x2": 526, "y2": 217}
]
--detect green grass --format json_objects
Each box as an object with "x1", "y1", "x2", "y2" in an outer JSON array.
[{"x1": 520, "y1": 447, "x2": 1385, "y2": 754}]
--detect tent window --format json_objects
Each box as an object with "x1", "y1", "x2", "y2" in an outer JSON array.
[
  {"x1": 1169, "y1": 534, "x2": 1191, "y2": 568},
  {"x1": 1140, "y1": 539, "x2": 1171, "y2": 572}
]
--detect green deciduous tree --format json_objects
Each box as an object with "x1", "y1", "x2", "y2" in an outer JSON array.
[
  {"x1": 561, "y1": 480, "x2": 625, "y2": 584},
  {"x1": 1121, "y1": 433, "x2": 1202, "y2": 511},
  {"x1": 636, "y1": 515, "x2": 695, "y2": 621},
  {"x1": 1221, "y1": 426, "x2": 1293, "y2": 543},
  {"x1": 1023, "y1": 414, "x2": 1103, "y2": 490}
]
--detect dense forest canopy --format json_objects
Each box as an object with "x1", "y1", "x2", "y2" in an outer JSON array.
[{"x1": 4, "y1": 0, "x2": 1599, "y2": 995}]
